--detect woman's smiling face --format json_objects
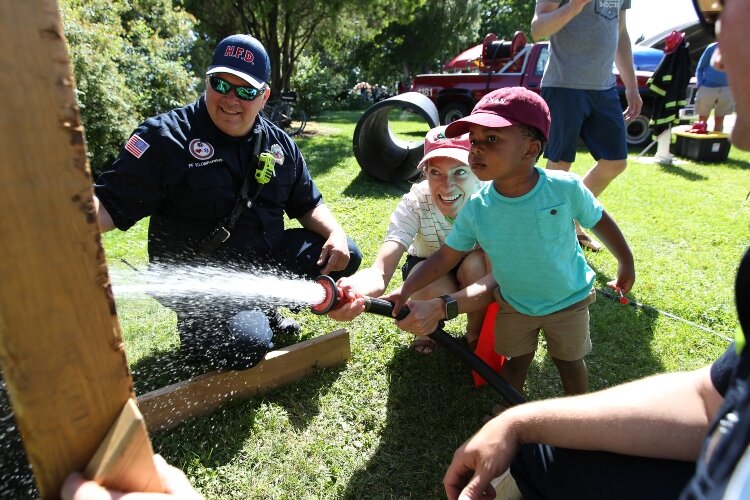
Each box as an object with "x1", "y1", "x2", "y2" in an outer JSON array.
[{"x1": 424, "y1": 156, "x2": 479, "y2": 219}]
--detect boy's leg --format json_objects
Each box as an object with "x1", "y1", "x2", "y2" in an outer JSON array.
[
  {"x1": 493, "y1": 288, "x2": 542, "y2": 396},
  {"x1": 551, "y1": 357, "x2": 588, "y2": 395},
  {"x1": 502, "y1": 352, "x2": 536, "y2": 395},
  {"x1": 511, "y1": 443, "x2": 695, "y2": 500},
  {"x1": 542, "y1": 291, "x2": 595, "y2": 395}
]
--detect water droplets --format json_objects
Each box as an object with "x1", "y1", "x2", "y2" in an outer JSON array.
[{"x1": 111, "y1": 264, "x2": 326, "y2": 308}]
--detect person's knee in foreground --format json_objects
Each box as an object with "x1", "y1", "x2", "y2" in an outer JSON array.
[
  {"x1": 387, "y1": 87, "x2": 634, "y2": 399},
  {"x1": 531, "y1": 0, "x2": 642, "y2": 251},
  {"x1": 444, "y1": 1, "x2": 750, "y2": 498},
  {"x1": 327, "y1": 125, "x2": 490, "y2": 355},
  {"x1": 92, "y1": 33, "x2": 361, "y2": 371}
]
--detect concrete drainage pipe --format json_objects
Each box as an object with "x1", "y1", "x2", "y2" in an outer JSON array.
[{"x1": 352, "y1": 92, "x2": 439, "y2": 183}]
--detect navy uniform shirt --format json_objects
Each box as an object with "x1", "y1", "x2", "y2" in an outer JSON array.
[
  {"x1": 95, "y1": 95, "x2": 322, "y2": 263},
  {"x1": 681, "y1": 248, "x2": 750, "y2": 499}
]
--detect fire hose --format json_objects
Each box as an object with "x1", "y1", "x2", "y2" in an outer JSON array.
[{"x1": 310, "y1": 275, "x2": 525, "y2": 406}]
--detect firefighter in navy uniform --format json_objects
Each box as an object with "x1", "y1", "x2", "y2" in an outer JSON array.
[{"x1": 93, "y1": 34, "x2": 362, "y2": 370}]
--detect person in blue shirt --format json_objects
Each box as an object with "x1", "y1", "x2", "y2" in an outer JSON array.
[
  {"x1": 93, "y1": 35, "x2": 361, "y2": 371},
  {"x1": 387, "y1": 87, "x2": 635, "y2": 398},
  {"x1": 695, "y1": 42, "x2": 735, "y2": 132}
]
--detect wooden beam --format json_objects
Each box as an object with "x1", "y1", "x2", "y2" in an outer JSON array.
[
  {"x1": 0, "y1": 2, "x2": 156, "y2": 497},
  {"x1": 85, "y1": 399, "x2": 162, "y2": 493},
  {"x1": 138, "y1": 329, "x2": 351, "y2": 431}
]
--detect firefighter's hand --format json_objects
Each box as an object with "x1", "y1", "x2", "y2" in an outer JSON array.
[{"x1": 318, "y1": 230, "x2": 350, "y2": 275}]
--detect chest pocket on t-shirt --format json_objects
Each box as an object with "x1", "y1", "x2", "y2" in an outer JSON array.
[
  {"x1": 594, "y1": 0, "x2": 620, "y2": 21},
  {"x1": 536, "y1": 203, "x2": 573, "y2": 242},
  {"x1": 182, "y1": 167, "x2": 236, "y2": 220}
]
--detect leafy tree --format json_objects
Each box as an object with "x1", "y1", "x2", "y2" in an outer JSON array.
[
  {"x1": 479, "y1": 0, "x2": 536, "y2": 41},
  {"x1": 180, "y1": 0, "x2": 422, "y2": 96},
  {"x1": 61, "y1": 0, "x2": 198, "y2": 175},
  {"x1": 349, "y1": 0, "x2": 483, "y2": 88}
]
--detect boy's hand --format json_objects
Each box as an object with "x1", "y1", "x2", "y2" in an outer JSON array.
[
  {"x1": 608, "y1": 261, "x2": 635, "y2": 294},
  {"x1": 381, "y1": 288, "x2": 407, "y2": 317},
  {"x1": 395, "y1": 298, "x2": 444, "y2": 335}
]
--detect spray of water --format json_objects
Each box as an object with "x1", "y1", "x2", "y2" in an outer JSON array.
[
  {"x1": 0, "y1": 264, "x2": 330, "y2": 494},
  {"x1": 111, "y1": 264, "x2": 326, "y2": 307}
]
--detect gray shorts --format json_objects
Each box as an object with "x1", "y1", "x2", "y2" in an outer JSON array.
[{"x1": 694, "y1": 86, "x2": 735, "y2": 117}]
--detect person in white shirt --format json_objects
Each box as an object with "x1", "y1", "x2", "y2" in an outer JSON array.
[{"x1": 329, "y1": 126, "x2": 488, "y2": 355}]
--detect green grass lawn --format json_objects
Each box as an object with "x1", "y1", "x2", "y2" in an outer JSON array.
[{"x1": 105, "y1": 112, "x2": 749, "y2": 498}]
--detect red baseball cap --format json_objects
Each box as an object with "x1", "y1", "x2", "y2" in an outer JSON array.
[
  {"x1": 444, "y1": 87, "x2": 550, "y2": 141},
  {"x1": 417, "y1": 125, "x2": 471, "y2": 170}
]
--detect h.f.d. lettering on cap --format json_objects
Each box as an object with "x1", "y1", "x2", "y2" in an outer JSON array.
[{"x1": 206, "y1": 34, "x2": 271, "y2": 89}]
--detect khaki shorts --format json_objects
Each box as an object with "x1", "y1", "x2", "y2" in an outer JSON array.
[
  {"x1": 694, "y1": 86, "x2": 735, "y2": 117},
  {"x1": 492, "y1": 288, "x2": 595, "y2": 361}
]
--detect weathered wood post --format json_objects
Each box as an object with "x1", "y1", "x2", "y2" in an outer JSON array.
[{"x1": 0, "y1": 1, "x2": 159, "y2": 496}]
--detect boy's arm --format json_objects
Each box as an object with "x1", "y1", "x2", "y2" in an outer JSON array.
[
  {"x1": 395, "y1": 272, "x2": 497, "y2": 336},
  {"x1": 530, "y1": 0, "x2": 590, "y2": 41},
  {"x1": 383, "y1": 245, "x2": 464, "y2": 316},
  {"x1": 589, "y1": 211, "x2": 635, "y2": 293}
]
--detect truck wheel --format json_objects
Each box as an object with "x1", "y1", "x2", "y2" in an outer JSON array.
[
  {"x1": 440, "y1": 103, "x2": 471, "y2": 125},
  {"x1": 626, "y1": 109, "x2": 652, "y2": 149}
]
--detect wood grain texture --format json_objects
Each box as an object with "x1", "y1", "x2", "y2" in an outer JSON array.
[
  {"x1": 0, "y1": 2, "x2": 143, "y2": 496},
  {"x1": 85, "y1": 399, "x2": 162, "y2": 493},
  {"x1": 139, "y1": 329, "x2": 351, "y2": 431}
]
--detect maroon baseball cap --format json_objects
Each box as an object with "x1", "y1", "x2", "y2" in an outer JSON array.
[
  {"x1": 444, "y1": 87, "x2": 550, "y2": 141},
  {"x1": 417, "y1": 125, "x2": 471, "y2": 170}
]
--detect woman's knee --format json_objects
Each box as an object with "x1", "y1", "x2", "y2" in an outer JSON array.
[{"x1": 457, "y1": 250, "x2": 488, "y2": 285}]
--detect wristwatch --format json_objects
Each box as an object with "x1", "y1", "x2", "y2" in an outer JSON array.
[{"x1": 439, "y1": 294, "x2": 458, "y2": 320}]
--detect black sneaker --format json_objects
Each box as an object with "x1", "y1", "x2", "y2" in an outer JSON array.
[{"x1": 267, "y1": 308, "x2": 301, "y2": 336}]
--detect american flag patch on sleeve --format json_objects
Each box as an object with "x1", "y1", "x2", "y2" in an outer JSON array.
[{"x1": 124, "y1": 134, "x2": 150, "y2": 158}]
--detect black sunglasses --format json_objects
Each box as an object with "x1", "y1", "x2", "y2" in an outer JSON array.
[
  {"x1": 208, "y1": 75, "x2": 265, "y2": 101},
  {"x1": 692, "y1": 0, "x2": 724, "y2": 38}
]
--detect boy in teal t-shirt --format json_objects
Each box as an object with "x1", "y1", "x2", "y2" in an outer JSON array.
[{"x1": 387, "y1": 87, "x2": 634, "y2": 397}]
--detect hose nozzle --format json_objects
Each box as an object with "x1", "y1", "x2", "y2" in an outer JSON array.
[
  {"x1": 309, "y1": 275, "x2": 409, "y2": 319},
  {"x1": 310, "y1": 275, "x2": 344, "y2": 314}
]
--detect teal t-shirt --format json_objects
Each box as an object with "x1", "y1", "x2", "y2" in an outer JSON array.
[{"x1": 445, "y1": 167, "x2": 603, "y2": 316}]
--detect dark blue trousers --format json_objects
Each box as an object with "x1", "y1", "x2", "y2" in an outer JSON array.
[{"x1": 511, "y1": 443, "x2": 695, "y2": 500}]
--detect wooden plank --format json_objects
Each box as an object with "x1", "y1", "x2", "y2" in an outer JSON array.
[
  {"x1": 85, "y1": 399, "x2": 163, "y2": 493},
  {"x1": 139, "y1": 329, "x2": 351, "y2": 431},
  {"x1": 0, "y1": 2, "x2": 151, "y2": 497}
]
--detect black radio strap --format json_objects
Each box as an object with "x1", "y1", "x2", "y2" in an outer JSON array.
[{"x1": 198, "y1": 127, "x2": 266, "y2": 256}]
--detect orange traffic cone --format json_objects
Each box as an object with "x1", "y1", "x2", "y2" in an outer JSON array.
[{"x1": 472, "y1": 302, "x2": 505, "y2": 387}]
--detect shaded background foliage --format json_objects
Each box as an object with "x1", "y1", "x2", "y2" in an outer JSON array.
[
  {"x1": 62, "y1": 0, "x2": 199, "y2": 175},
  {"x1": 60, "y1": 0, "x2": 534, "y2": 174}
]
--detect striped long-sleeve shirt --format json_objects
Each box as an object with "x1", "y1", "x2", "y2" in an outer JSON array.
[{"x1": 384, "y1": 180, "x2": 453, "y2": 258}]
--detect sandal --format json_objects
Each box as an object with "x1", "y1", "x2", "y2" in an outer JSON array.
[
  {"x1": 411, "y1": 336, "x2": 436, "y2": 355},
  {"x1": 577, "y1": 233, "x2": 602, "y2": 252}
]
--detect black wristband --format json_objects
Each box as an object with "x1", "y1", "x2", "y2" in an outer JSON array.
[{"x1": 439, "y1": 294, "x2": 458, "y2": 320}]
